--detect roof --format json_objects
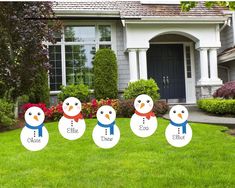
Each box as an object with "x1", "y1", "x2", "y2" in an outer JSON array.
[
  {"x1": 53, "y1": 1, "x2": 227, "y2": 18},
  {"x1": 218, "y1": 47, "x2": 235, "y2": 63}
]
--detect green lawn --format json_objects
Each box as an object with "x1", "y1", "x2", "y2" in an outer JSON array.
[{"x1": 0, "y1": 118, "x2": 235, "y2": 187}]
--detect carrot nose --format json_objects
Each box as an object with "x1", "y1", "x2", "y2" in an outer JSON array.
[
  {"x1": 69, "y1": 105, "x2": 73, "y2": 111},
  {"x1": 105, "y1": 114, "x2": 110, "y2": 120},
  {"x1": 140, "y1": 103, "x2": 145, "y2": 109},
  {"x1": 33, "y1": 115, "x2": 39, "y2": 121},
  {"x1": 178, "y1": 113, "x2": 183, "y2": 119}
]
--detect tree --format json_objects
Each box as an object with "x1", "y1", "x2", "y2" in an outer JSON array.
[
  {"x1": 93, "y1": 49, "x2": 118, "y2": 99},
  {"x1": 181, "y1": 1, "x2": 235, "y2": 12},
  {"x1": 0, "y1": 2, "x2": 61, "y2": 102}
]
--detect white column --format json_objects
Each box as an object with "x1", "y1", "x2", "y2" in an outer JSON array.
[
  {"x1": 128, "y1": 49, "x2": 138, "y2": 82},
  {"x1": 138, "y1": 49, "x2": 148, "y2": 80},
  {"x1": 209, "y1": 48, "x2": 222, "y2": 84},
  {"x1": 197, "y1": 48, "x2": 209, "y2": 85}
]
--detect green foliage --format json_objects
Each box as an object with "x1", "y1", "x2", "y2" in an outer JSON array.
[
  {"x1": 28, "y1": 67, "x2": 50, "y2": 104},
  {"x1": 0, "y1": 99, "x2": 15, "y2": 127},
  {"x1": 197, "y1": 98, "x2": 235, "y2": 115},
  {"x1": 181, "y1": 1, "x2": 235, "y2": 12},
  {"x1": 118, "y1": 99, "x2": 168, "y2": 118},
  {"x1": 58, "y1": 84, "x2": 90, "y2": 102},
  {"x1": 123, "y1": 79, "x2": 160, "y2": 101},
  {"x1": 93, "y1": 49, "x2": 118, "y2": 100}
]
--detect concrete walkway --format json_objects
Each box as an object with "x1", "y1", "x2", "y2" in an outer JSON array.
[{"x1": 163, "y1": 106, "x2": 235, "y2": 128}]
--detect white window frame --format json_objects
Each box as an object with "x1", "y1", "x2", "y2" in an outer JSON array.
[{"x1": 48, "y1": 21, "x2": 116, "y2": 94}]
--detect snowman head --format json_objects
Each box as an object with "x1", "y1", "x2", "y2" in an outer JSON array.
[
  {"x1": 62, "y1": 97, "x2": 81, "y2": 116},
  {"x1": 169, "y1": 105, "x2": 188, "y2": 124},
  {"x1": 97, "y1": 105, "x2": 116, "y2": 124},
  {"x1": 25, "y1": 107, "x2": 45, "y2": 126},
  {"x1": 134, "y1": 94, "x2": 154, "y2": 114}
]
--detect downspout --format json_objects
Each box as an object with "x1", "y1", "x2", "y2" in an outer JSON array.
[{"x1": 219, "y1": 17, "x2": 231, "y2": 32}]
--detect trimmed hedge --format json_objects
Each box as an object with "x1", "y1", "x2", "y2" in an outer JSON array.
[
  {"x1": 93, "y1": 49, "x2": 118, "y2": 99},
  {"x1": 123, "y1": 79, "x2": 160, "y2": 101},
  {"x1": 197, "y1": 98, "x2": 235, "y2": 115},
  {"x1": 58, "y1": 84, "x2": 90, "y2": 102}
]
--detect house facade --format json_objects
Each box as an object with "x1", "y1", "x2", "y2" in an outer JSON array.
[{"x1": 49, "y1": 1, "x2": 232, "y2": 104}]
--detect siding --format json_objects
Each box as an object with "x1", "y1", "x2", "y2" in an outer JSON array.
[
  {"x1": 116, "y1": 21, "x2": 130, "y2": 90},
  {"x1": 219, "y1": 24, "x2": 234, "y2": 54},
  {"x1": 194, "y1": 50, "x2": 200, "y2": 83}
]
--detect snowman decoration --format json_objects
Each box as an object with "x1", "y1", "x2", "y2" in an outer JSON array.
[
  {"x1": 130, "y1": 94, "x2": 158, "y2": 137},
  {"x1": 20, "y1": 107, "x2": 49, "y2": 151},
  {"x1": 58, "y1": 97, "x2": 86, "y2": 140},
  {"x1": 165, "y1": 105, "x2": 192, "y2": 147},
  {"x1": 92, "y1": 105, "x2": 120, "y2": 149}
]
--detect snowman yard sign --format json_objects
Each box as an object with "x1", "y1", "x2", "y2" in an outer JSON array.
[
  {"x1": 58, "y1": 97, "x2": 86, "y2": 140},
  {"x1": 20, "y1": 107, "x2": 49, "y2": 151},
  {"x1": 165, "y1": 105, "x2": 192, "y2": 147}
]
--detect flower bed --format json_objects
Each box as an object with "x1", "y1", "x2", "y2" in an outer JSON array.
[{"x1": 20, "y1": 99, "x2": 168, "y2": 121}]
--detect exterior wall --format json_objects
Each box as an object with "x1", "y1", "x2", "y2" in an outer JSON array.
[
  {"x1": 219, "y1": 24, "x2": 234, "y2": 54},
  {"x1": 229, "y1": 61, "x2": 235, "y2": 81},
  {"x1": 125, "y1": 24, "x2": 221, "y2": 49},
  {"x1": 194, "y1": 49, "x2": 200, "y2": 83},
  {"x1": 116, "y1": 21, "x2": 130, "y2": 90}
]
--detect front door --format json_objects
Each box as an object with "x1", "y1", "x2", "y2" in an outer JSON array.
[{"x1": 147, "y1": 44, "x2": 186, "y2": 101}]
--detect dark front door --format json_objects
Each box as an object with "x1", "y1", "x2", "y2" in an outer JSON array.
[{"x1": 147, "y1": 44, "x2": 186, "y2": 100}]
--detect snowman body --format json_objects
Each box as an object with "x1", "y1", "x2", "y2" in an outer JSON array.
[
  {"x1": 20, "y1": 126, "x2": 49, "y2": 151},
  {"x1": 165, "y1": 123, "x2": 192, "y2": 147},
  {"x1": 130, "y1": 114, "x2": 157, "y2": 137},
  {"x1": 58, "y1": 116, "x2": 86, "y2": 140},
  {"x1": 92, "y1": 124, "x2": 120, "y2": 149}
]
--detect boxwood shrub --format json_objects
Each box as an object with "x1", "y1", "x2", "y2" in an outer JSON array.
[
  {"x1": 93, "y1": 49, "x2": 118, "y2": 99},
  {"x1": 197, "y1": 98, "x2": 235, "y2": 115},
  {"x1": 123, "y1": 79, "x2": 160, "y2": 101},
  {"x1": 58, "y1": 84, "x2": 90, "y2": 102}
]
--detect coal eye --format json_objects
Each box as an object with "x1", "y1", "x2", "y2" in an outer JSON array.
[
  {"x1": 147, "y1": 100, "x2": 150, "y2": 103},
  {"x1": 75, "y1": 102, "x2": 78, "y2": 106},
  {"x1": 109, "y1": 111, "x2": 112, "y2": 114},
  {"x1": 101, "y1": 111, "x2": 103, "y2": 114},
  {"x1": 173, "y1": 110, "x2": 176, "y2": 113},
  {"x1": 29, "y1": 112, "x2": 32, "y2": 116},
  {"x1": 138, "y1": 100, "x2": 141, "y2": 103},
  {"x1": 182, "y1": 110, "x2": 184, "y2": 113},
  {"x1": 38, "y1": 112, "x2": 41, "y2": 116},
  {"x1": 66, "y1": 102, "x2": 69, "y2": 105}
]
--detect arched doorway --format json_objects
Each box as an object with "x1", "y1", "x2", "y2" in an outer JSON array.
[{"x1": 147, "y1": 34, "x2": 196, "y2": 103}]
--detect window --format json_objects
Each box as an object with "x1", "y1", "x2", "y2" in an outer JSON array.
[
  {"x1": 49, "y1": 46, "x2": 62, "y2": 91},
  {"x1": 48, "y1": 24, "x2": 113, "y2": 91},
  {"x1": 186, "y1": 46, "x2": 192, "y2": 78}
]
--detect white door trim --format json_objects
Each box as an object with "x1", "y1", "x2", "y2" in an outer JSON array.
[{"x1": 149, "y1": 42, "x2": 196, "y2": 104}]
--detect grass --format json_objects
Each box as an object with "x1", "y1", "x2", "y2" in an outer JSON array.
[{"x1": 0, "y1": 118, "x2": 235, "y2": 187}]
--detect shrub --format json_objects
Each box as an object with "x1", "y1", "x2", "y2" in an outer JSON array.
[
  {"x1": 213, "y1": 81, "x2": 235, "y2": 99},
  {"x1": 123, "y1": 79, "x2": 160, "y2": 101},
  {"x1": 58, "y1": 84, "x2": 90, "y2": 102},
  {"x1": 93, "y1": 49, "x2": 118, "y2": 99},
  {"x1": 0, "y1": 99, "x2": 15, "y2": 127},
  {"x1": 82, "y1": 99, "x2": 119, "y2": 118},
  {"x1": 117, "y1": 99, "x2": 168, "y2": 118},
  {"x1": 197, "y1": 98, "x2": 235, "y2": 115},
  {"x1": 28, "y1": 67, "x2": 50, "y2": 104}
]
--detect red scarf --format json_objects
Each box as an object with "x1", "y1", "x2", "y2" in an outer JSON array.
[
  {"x1": 63, "y1": 113, "x2": 83, "y2": 122},
  {"x1": 135, "y1": 110, "x2": 155, "y2": 120}
]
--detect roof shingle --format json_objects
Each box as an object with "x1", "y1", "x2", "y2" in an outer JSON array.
[{"x1": 53, "y1": 1, "x2": 226, "y2": 18}]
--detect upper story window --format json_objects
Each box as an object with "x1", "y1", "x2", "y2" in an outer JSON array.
[{"x1": 48, "y1": 24, "x2": 113, "y2": 92}]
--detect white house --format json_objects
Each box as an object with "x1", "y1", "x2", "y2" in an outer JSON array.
[{"x1": 49, "y1": 1, "x2": 233, "y2": 104}]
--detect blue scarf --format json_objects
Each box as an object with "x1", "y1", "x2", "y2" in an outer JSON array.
[
  {"x1": 97, "y1": 121, "x2": 115, "y2": 135},
  {"x1": 25, "y1": 123, "x2": 44, "y2": 137},
  {"x1": 170, "y1": 120, "x2": 187, "y2": 134}
]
